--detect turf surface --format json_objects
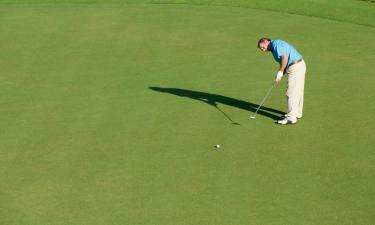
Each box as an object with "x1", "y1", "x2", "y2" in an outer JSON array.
[{"x1": 0, "y1": 1, "x2": 374, "y2": 225}]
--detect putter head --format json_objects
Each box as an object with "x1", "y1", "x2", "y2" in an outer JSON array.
[{"x1": 250, "y1": 116, "x2": 256, "y2": 119}]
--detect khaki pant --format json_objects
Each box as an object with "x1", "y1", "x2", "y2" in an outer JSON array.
[{"x1": 285, "y1": 60, "x2": 306, "y2": 121}]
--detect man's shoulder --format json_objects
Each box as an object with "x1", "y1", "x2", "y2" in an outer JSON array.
[
  {"x1": 271, "y1": 40, "x2": 288, "y2": 54},
  {"x1": 272, "y1": 39, "x2": 288, "y2": 47}
]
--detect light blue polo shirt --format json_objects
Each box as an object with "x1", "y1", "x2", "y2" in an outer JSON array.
[{"x1": 270, "y1": 40, "x2": 302, "y2": 67}]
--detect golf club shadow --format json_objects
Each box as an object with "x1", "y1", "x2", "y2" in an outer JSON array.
[{"x1": 149, "y1": 87, "x2": 284, "y2": 121}]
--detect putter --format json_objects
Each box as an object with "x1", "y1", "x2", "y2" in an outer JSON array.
[{"x1": 250, "y1": 83, "x2": 275, "y2": 119}]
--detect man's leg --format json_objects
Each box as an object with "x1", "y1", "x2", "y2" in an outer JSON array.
[
  {"x1": 298, "y1": 92, "x2": 304, "y2": 118},
  {"x1": 296, "y1": 61, "x2": 306, "y2": 118},
  {"x1": 286, "y1": 61, "x2": 306, "y2": 122},
  {"x1": 286, "y1": 71, "x2": 299, "y2": 122}
]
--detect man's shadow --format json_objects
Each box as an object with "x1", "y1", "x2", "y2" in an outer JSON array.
[{"x1": 149, "y1": 87, "x2": 284, "y2": 124}]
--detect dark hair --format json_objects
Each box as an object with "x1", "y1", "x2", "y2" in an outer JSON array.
[{"x1": 257, "y1": 37, "x2": 271, "y2": 48}]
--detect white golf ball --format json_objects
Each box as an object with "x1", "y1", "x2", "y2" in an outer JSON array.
[{"x1": 215, "y1": 144, "x2": 220, "y2": 148}]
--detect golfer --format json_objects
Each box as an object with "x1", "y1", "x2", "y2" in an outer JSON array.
[{"x1": 257, "y1": 38, "x2": 306, "y2": 125}]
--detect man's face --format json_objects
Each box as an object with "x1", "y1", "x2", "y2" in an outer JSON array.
[{"x1": 258, "y1": 41, "x2": 270, "y2": 52}]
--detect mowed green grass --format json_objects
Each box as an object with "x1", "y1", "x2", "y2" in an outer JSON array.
[{"x1": 0, "y1": 2, "x2": 374, "y2": 225}]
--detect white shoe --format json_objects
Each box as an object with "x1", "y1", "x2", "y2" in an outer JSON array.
[{"x1": 277, "y1": 118, "x2": 297, "y2": 125}]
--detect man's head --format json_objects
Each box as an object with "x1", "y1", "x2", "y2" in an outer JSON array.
[{"x1": 257, "y1": 38, "x2": 271, "y2": 52}]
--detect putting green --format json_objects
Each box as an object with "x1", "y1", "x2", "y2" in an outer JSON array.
[{"x1": 0, "y1": 1, "x2": 374, "y2": 225}]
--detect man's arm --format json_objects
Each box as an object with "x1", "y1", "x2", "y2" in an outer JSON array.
[
  {"x1": 275, "y1": 55, "x2": 288, "y2": 83},
  {"x1": 279, "y1": 55, "x2": 288, "y2": 73}
]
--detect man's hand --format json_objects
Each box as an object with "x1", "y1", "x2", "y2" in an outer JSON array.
[
  {"x1": 274, "y1": 55, "x2": 287, "y2": 84},
  {"x1": 274, "y1": 71, "x2": 283, "y2": 84}
]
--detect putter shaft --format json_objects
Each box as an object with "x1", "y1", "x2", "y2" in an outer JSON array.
[{"x1": 251, "y1": 83, "x2": 275, "y2": 118}]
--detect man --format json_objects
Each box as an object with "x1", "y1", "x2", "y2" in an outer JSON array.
[{"x1": 257, "y1": 38, "x2": 306, "y2": 125}]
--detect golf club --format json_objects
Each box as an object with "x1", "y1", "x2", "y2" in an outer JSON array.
[{"x1": 250, "y1": 83, "x2": 275, "y2": 119}]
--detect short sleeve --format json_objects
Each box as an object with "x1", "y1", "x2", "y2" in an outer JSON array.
[{"x1": 275, "y1": 42, "x2": 289, "y2": 57}]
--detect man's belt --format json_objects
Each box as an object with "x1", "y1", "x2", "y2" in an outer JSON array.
[{"x1": 288, "y1": 59, "x2": 303, "y2": 68}]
